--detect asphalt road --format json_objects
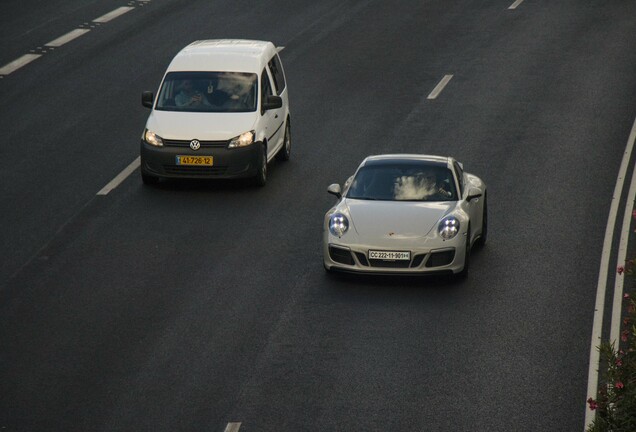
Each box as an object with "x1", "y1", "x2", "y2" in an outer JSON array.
[{"x1": 1, "y1": 0, "x2": 636, "y2": 430}]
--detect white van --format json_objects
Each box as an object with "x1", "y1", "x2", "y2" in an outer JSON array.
[{"x1": 140, "y1": 40, "x2": 291, "y2": 186}]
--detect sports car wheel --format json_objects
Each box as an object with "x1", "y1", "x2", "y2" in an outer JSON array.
[
  {"x1": 253, "y1": 144, "x2": 267, "y2": 187},
  {"x1": 458, "y1": 225, "x2": 471, "y2": 278},
  {"x1": 276, "y1": 120, "x2": 291, "y2": 162},
  {"x1": 476, "y1": 192, "x2": 488, "y2": 247}
]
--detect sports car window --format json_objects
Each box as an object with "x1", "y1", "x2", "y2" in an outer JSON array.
[
  {"x1": 156, "y1": 72, "x2": 257, "y2": 112},
  {"x1": 453, "y1": 161, "x2": 464, "y2": 196},
  {"x1": 347, "y1": 164, "x2": 458, "y2": 202}
]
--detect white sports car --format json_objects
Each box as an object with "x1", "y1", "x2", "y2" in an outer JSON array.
[{"x1": 323, "y1": 154, "x2": 487, "y2": 276}]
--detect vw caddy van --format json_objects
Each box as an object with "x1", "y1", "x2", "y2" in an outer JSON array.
[{"x1": 140, "y1": 40, "x2": 291, "y2": 186}]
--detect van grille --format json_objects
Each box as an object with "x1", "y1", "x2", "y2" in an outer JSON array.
[
  {"x1": 163, "y1": 139, "x2": 228, "y2": 148},
  {"x1": 163, "y1": 165, "x2": 228, "y2": 176}
]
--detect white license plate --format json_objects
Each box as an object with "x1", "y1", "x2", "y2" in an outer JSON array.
[{"x1": 369, "y1": 250, "x2": 411, "y2": 261}]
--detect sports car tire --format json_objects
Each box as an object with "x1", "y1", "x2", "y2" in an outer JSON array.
[
  {"x1": 476, "y1": 192, "x2": 488, "y2": 247},
  {"x1": 458, "y1": 226, "x2": 471, "y2": 278}
]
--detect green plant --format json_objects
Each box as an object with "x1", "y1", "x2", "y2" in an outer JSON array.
[{"x1": 586, "y1": 291, "x2": 636, "y2": 431}]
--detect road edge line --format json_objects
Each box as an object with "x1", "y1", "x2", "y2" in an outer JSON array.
[{"x1": 585, "y1": 116, "x2": 636, "y2": 429}]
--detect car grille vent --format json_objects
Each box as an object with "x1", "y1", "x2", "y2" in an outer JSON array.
[
  {"x1": 163, "y1": 139, "x2": 228, "y2": 148},
  {"x1": 163, "y1": 165, "x2": 228, "y2": 176},
  {"x1": 410, "y1": 254, "x2": 426, "y2": 268},
  {"x1": 425, "y1": 250, "x2": 455, "y2": 268},
  {"x1": 354, "y1": 252, "x2": 369, "y2": 266},
  {"x1": 329, "y1": 246, "x2": 355, "y2": 266}
]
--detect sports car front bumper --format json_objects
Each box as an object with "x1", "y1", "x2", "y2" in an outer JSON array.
[{"x1": 323, "y1": 235, "x2": 467, "y2": 275}]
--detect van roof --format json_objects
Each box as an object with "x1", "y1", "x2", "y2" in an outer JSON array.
[{"x1": 166, "y1": 39, "x2": 276, "y2": 73}]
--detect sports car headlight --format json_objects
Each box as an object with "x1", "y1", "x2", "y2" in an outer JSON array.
[
  {"x1": 144, "y1": 129, "x2": 163, "y2": 147},
  {"x1": 228, "y1": 130, "x2": 255, "y2": 148},
  {"x1": 439, "y1": 216, "x2": 460, "y2": 240},
  {"x1": 329, "y1": 213, "x2": 349, "y2": 237}
]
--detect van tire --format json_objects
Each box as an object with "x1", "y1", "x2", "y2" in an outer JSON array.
[
  {"x1": 141, "y1": 171, "x2": 160, "y2": 185},
  {"x1": 276, "y1": 120, "x2": 291, "y2": 162},
  {"x1": 253, "y1": 143, "x2": 267, "y2": 187}
]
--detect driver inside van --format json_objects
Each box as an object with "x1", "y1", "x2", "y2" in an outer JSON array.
[{"x1": 175, "y1": 79, "x2": 212, "y2": 108}]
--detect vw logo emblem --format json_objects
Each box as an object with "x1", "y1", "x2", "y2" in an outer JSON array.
[{"x1": 190, "y1": 139, "x2": 201, "y2": 150}]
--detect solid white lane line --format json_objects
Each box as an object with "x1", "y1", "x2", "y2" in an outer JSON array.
[
  {"x1": 97, "y1": 157, "x2": 140, "y2": 195},
  {"x1": 427, "y1": 74, "x2": 453, "y2": 100},
  {"x1": 585, "y1": 116, "x2": 636, "y2": 430},
  {"x1": 93, "y1": 6, "x2": 135, "y2": 23},
  {"x1": 610, "y1": 121, "x2": 636, "y2": 344},
  {"x1": 224, "y1": 422, "x2": 241, "y2": 432},
  {"x1": 0, "y1": 54, "x2": 41, "y2": 75},
  {"x1": 509, "y1": 0, "x2": 524, "y2": 9},
  {"x1": 45, "y1": 29, "x2": 91, "y2": 47}
]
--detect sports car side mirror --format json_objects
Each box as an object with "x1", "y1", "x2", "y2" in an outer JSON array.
[
  {"x1": 467, "y1": 187, "x2": 482, "y2": 202},
  {"x1": 327, "y1": 183, "x2": 342, "y2": 199}
]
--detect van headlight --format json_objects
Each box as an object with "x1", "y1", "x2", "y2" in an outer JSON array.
[
  {"x1": 329, "y1": 213, "x2": 349, "y2": 237},
  {"x1": 228, "y1": 130, "x2": 255, "y2": 148},
  {"x1": 144, "y1": 130, "x2": 163, "y2": 147},
  {"x1": 439, "y1": 216, "x2": 460, "y2": 240}
]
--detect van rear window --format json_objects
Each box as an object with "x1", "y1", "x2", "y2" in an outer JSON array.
[{"x1": 156, "y1": 72, "x2": 257, "y2": 112}]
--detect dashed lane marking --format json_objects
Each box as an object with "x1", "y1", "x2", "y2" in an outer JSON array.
[
  {"x1": 0, "y1": 54, "x2": 42, "y2": 76},
  {"x1": 45, "y1": 29, "x2": 91, "y2": 48},
  {"x1": 97, "y1": 157, "x2": 140, "y2": 195},
  {"x1": 93, "y1": 6, "x2": 135, "y2": 23},
  {"x1": 224, "y1": 423, "x2": 241, "y2": 432},
  {"x1": 509, "y1": 0, "x2": 524, "y2": 9},
  {"x1": 427, "y1": 74, "x2": 453, "y2": 100}
]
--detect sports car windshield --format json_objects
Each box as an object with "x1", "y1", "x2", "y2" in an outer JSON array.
[
  {"x1": 155, "y1": 71, "x2": 257, "y2": 112},
  {"x1": 346, "y1": 163, "x2": 458, "y2": 201}
]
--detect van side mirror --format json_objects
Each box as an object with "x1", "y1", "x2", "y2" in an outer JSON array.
[
  {"x1": 467, "y1": 187, "x2": 482, "y2": 202},
  {"x1": 327, "y1": 184, "x2": 342, "y2": 199},
  {"x1": 142, "y1": 91, "x2": 154, "y2": 109},
  {"x1": 262, "y1": 95, "x2": 282, "y2": 111}
]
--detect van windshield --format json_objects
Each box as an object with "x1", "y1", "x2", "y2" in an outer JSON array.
[{"x1": 155, "y1": 72, "x2": 258, "y2": 112}]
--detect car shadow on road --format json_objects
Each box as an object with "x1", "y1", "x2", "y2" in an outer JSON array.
[{"x1": 324, "y1": 271, "x2": 465, "y2": 291}]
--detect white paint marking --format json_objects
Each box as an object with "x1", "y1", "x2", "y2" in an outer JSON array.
[
  {"x1": 224, "y1": 422, "x2": 241, "y2": 432},
  {"x1": 509, "y1": 0, "x2": 524, "y2": 9},
  {"x1": 93, "y1": 6, "x2": 135, "y2": 23},
  {"x1": 585, "y1": 116, "x2": 636, "y2": 430},
  {"x1": 427, "y1": 74, "x2": 453, "y2": 100},
  {"x1": 0, "y1": 54, "x2": 42, "y2": 75},
  {"x1": 610, "y1": 124, "x2": 636, "y2": 344},
  {"x1": 45, "y1": 29, "x2": 91, "y2": 47},
  {"x1": 276, "y1": 46, "x2": 285, "y2": 52},
  {"x1": 97, "y1": 157, "x2": 140, "y2": 195}
]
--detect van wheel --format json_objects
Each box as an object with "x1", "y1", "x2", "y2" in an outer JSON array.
[
  {"x1": 276, "y1": 121, "x2": 291, "y2": 161},
  {"x1": 141, "y1": 171, "x2": 159, "y2": 185},
  {"x1": 253, "y1": 144, "x2": 267, "y2": 187}
]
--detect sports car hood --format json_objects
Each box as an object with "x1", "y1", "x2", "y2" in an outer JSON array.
[
  {"x1": 145, "y1": 110, "x2": 257, "y2": 141},
  {"x1": 344, "y1": 199, "x2": 455, "y2": 239}
]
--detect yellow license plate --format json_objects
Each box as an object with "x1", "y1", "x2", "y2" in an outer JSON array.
[{"x1": 176, "y1": 155, "x2": 213, "y2": 166}]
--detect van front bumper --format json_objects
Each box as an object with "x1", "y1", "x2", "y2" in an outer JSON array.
[{"x1": 140, "y1": 140, "x2": 261, "y2": 179}]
